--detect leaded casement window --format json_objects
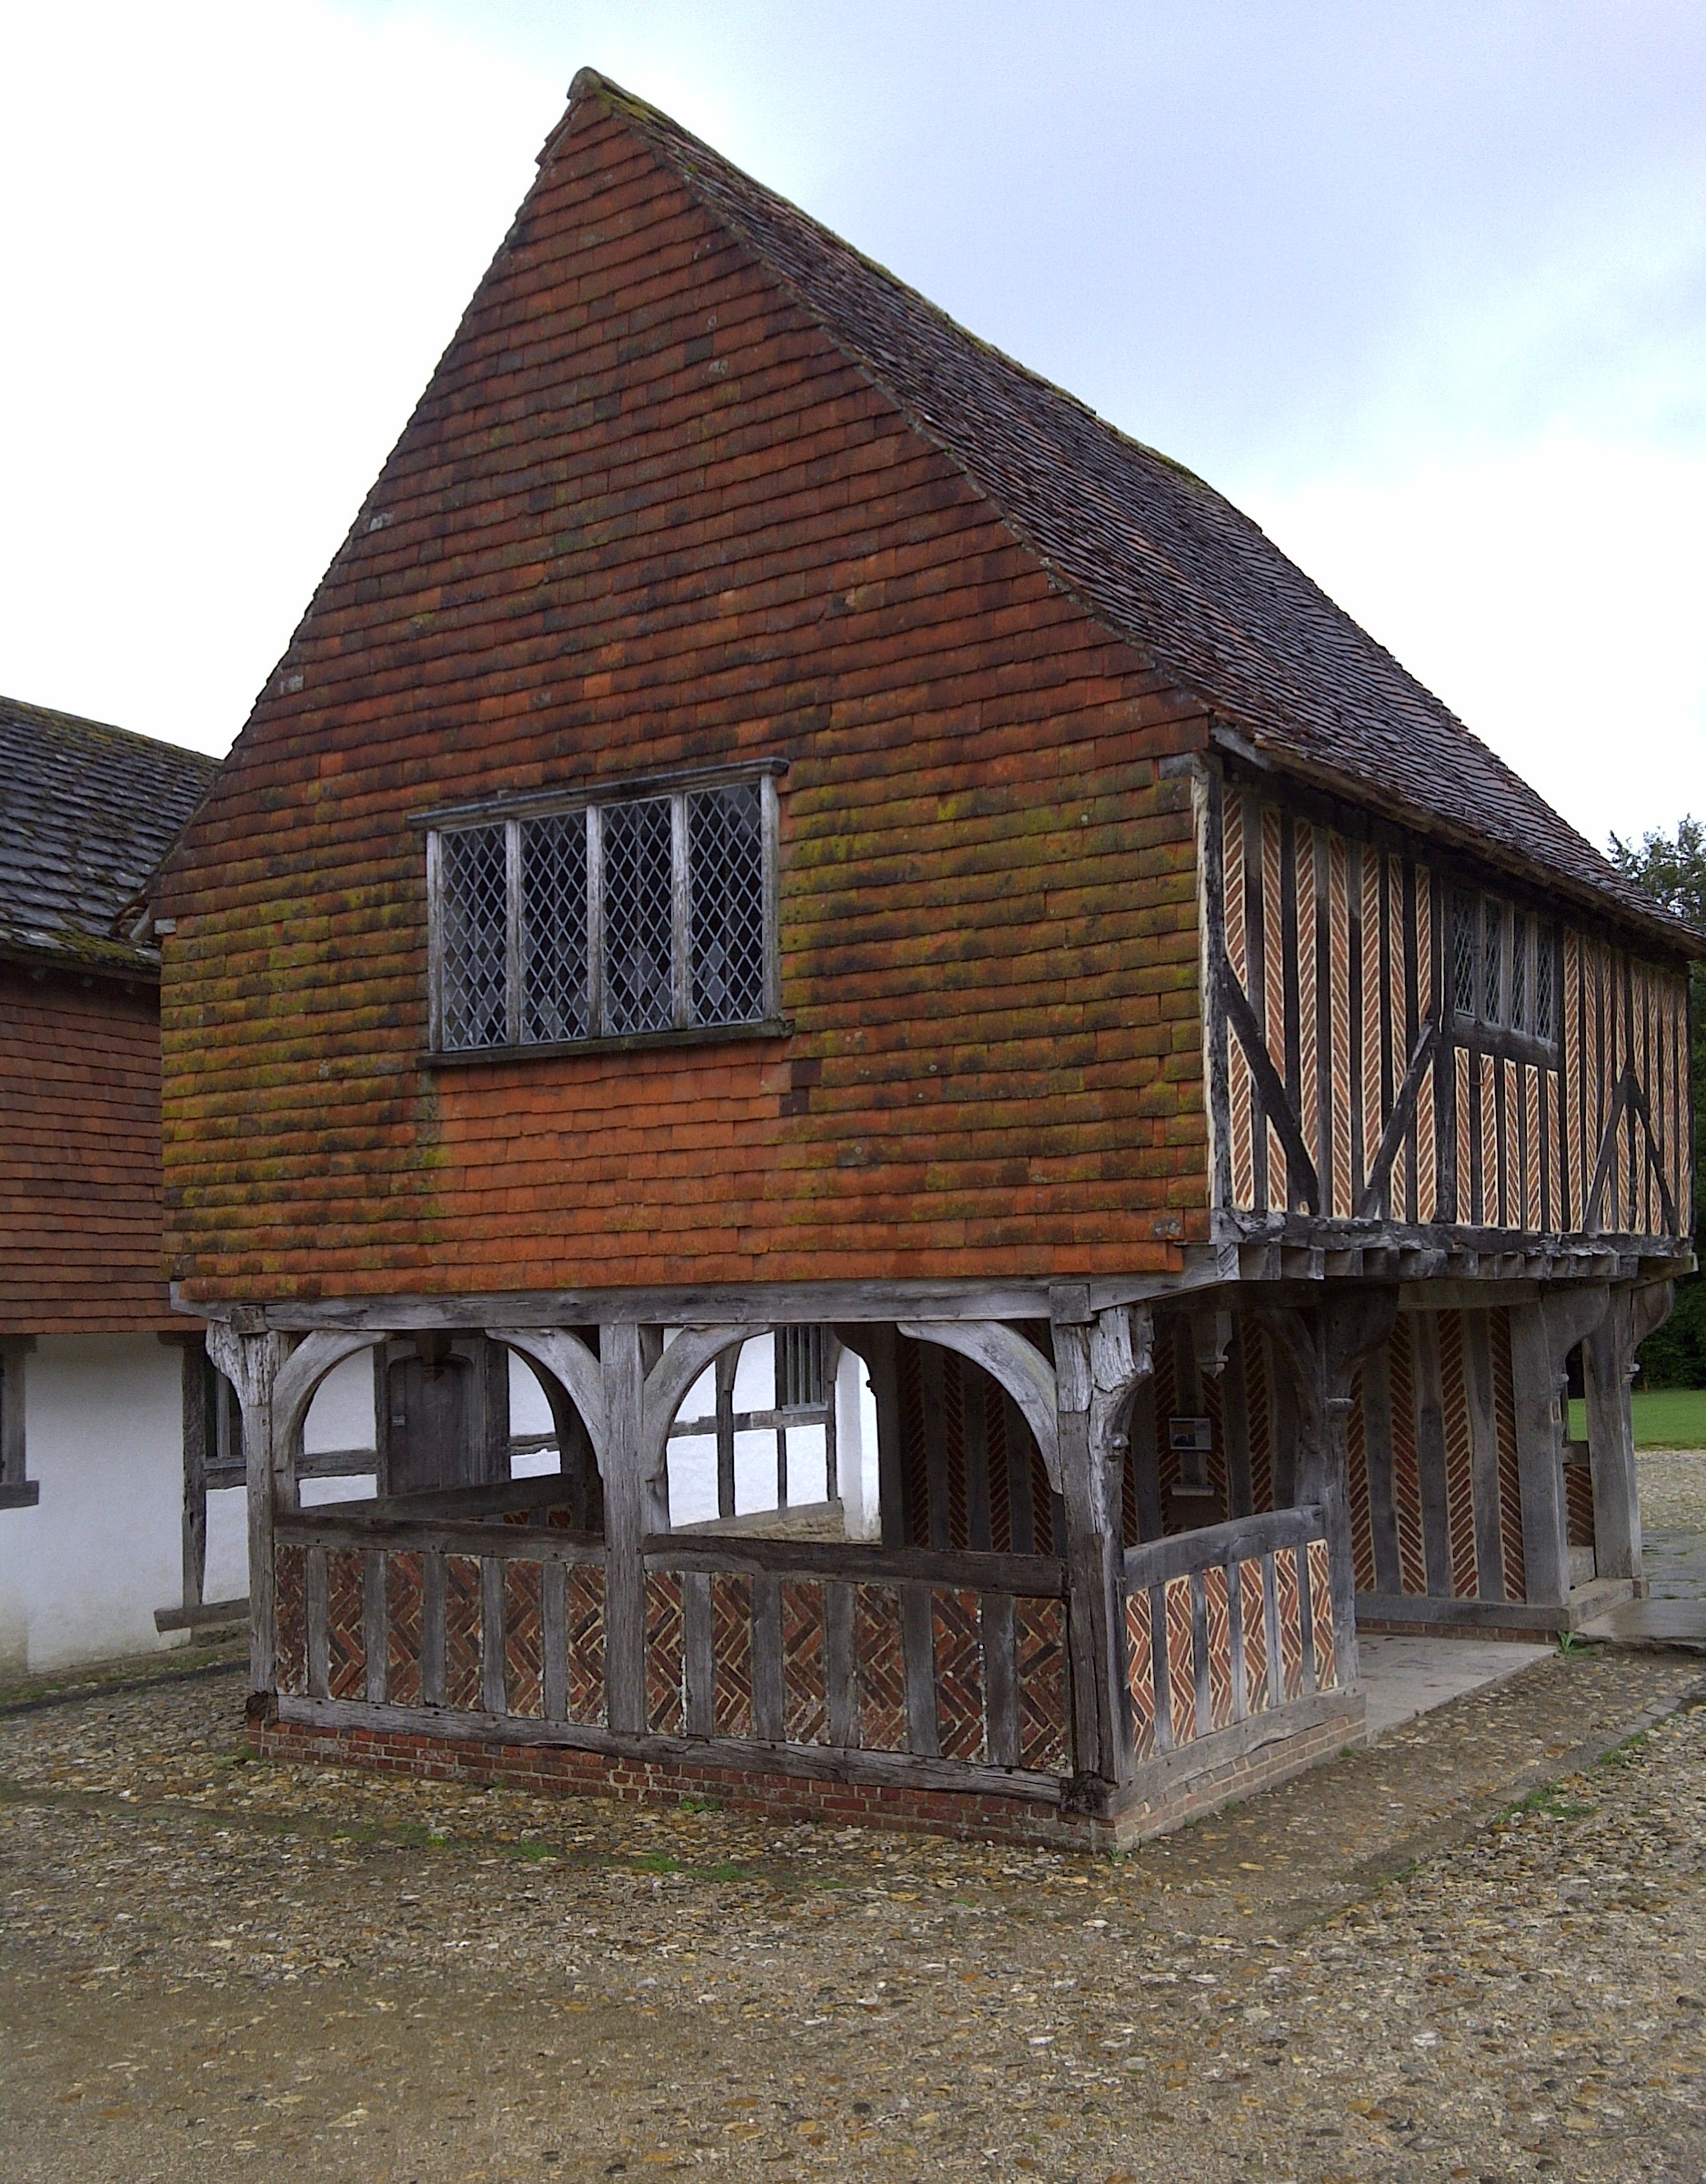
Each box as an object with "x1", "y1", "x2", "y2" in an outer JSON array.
[
  {"x1": 1450, "y1": 892, "x2": 1556, "y2": 1047},
  {"x1": 426, "y1": 767, "x2": 780, "y2": 1055}
]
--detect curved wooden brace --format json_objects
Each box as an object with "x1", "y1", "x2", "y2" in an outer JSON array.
[
  {"x1": 639, "y1": 1325, "x2": 764, "y2": 1475},
  {"x1": 896, "y1": 1319, "x2": 1061, "y2": 1489},
  {"x1": 270, "y1": 1330, "x2": 376, "y2": 1455},
  {"x1": 487, "y1": 1327, "x2": 607, "y2": 1463},
  {"x1": 206, "y1": 1323, "x2": 291, "y2": 1415}
]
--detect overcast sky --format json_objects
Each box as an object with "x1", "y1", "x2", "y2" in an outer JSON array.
[{"x1": 3, "y1": 1, "x2": 1701, "y2": 851}]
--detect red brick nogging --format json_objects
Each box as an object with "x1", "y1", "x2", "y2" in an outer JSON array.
[{"x1": 256, "y1": 1708, "x2": 1362, "y2": 1852}]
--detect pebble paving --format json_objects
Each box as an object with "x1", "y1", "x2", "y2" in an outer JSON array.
[{"x1": 4, "y1": 1464, "x2": 1706, "y2": 2181}]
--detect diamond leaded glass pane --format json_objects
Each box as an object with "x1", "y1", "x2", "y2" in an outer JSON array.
[
  {"x1": 437, "y1": 824, "x2": 507, "y2": 1048},
  {"x1": 1452, "y1": 894, "x2": 1477, "y2": 1017},
  {"x1": 601, "y1": 796, "x2": 676, "y2": 1034},
  {"x1": 688, "y1": 782, "x2": 765, "y2": 1027},
  {"x1": 1510, "y1": 913, "x2": 1528, "y2": 1031},
  {"x1": 1481, "y1": 900, "x2": 1502, "y2": 1025},
  {"x1": 1535, "y1": 928, "x2": 1555, "y2": 1042},
  {"x1": 520, "y1": 813, "x2": 589, "y2": 1043}
]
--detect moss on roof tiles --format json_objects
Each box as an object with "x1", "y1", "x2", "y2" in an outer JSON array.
[{"x1": 0, "y1": 695, "x2": 219, "y2": 972}]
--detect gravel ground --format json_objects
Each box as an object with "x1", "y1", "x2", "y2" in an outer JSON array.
[
  {"x1": 1639, "y1": 1452, "x2": 1706, "y2": 1535},
  {"x1": 5, "y1": 1636, "x2": 1706, "y2": 2183}
]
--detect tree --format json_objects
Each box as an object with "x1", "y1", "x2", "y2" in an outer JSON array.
[{"x1": 1607, "y1": 817, "x2": 1706, "y2": 1387}]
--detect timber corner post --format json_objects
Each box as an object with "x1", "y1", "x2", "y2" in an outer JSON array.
[
  {"x1": 1049, "y1": 1289, "x2": 1155, "y2": 1809},
  {"x1": 206, "y1": 1317, "x2": 292, "y2": 1698}
]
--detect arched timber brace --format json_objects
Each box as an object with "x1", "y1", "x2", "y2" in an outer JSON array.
[{"x1": 1205, "y1": 771, "x2": 1691, "y2": 1239}]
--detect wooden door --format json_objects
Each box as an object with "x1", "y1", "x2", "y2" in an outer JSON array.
[{"x1": 384, "y1": 1352, "x2": 474, "y2": 1497}]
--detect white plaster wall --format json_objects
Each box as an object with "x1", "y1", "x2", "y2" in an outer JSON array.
[
  {"x1": 295, "y1": 1347, "x2": 562, "y2": 1503},
  {"x1": 666, "y1": 1337, "x2": 878, "y2": 1534},
  {"x1": 298, "y1": 1347, "x2": 379, "y2": 1508},
  {"x1": 0, "y1": 1335, "x2": 187, "y2": 1675}
]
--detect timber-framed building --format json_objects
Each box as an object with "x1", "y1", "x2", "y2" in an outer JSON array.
[{"x1": 153, "y1": 74, "x2": 1700, "y2": 1845}]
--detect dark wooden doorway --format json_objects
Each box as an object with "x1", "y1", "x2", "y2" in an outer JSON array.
[{"x1": 375, "y1": 1333, "x2": 510, "y2": 1498}]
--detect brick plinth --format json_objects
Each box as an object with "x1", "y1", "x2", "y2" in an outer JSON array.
[{"x1": 256, "y1": 1691, "x2": 1365, "y2": 1851}]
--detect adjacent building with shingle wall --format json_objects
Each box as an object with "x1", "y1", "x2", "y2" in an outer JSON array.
[
  {"x1": 153, "y1": 75, "x2": 1700, "y2": 1844},
  {"x1": 0, "y1": 697, "x2": 233, "y2": 1670}
]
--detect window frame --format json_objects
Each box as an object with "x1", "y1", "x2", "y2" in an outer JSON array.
[
  {"x1": 0, "y1": 1337, "x2": 38, "y2": 1511},
  {"x1": 1449, "y1": 889, "x2": 1560, "y2": 1064},
  {"x1": 421, "y1": 760, "x2": 785, "y2": 1061}
]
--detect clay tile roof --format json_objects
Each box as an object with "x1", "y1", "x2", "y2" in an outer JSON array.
[
  {"x1": 0, "y1": 695, "x2": 218, "y2": 975},
  {"x1": 577, "y1": 72, "x2": 1697, "y2": 958}
]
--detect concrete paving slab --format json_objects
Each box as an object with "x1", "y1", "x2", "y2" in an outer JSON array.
[
  {"x1": 1577, "y1": 1595, "x2": 1706, "y2": 1650},
  {"x1": 1358, "y1": 1631, "x2": 1554, "y2": 1738}
]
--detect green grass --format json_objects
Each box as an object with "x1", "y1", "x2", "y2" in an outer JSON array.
[{"x1": 1568, "y1": 1388, "x2": 1706, "y2": 1449}]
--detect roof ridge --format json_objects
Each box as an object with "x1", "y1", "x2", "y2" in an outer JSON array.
[
  {"x1": 560, "y1": 70, "x2": 1690, "y2": 955},
  {"x1": 569, "y1": 70, "x2": 1208, "y2": 476},
  {"x1": 0, "y1": 691, "x2": 220, "y2": 775}
]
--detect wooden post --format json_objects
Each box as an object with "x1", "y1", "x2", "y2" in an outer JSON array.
[
  {"x1": 1461, "y1": 1311, "x2": 1508, "y2": 1601},
  {"x1": 1219, "y1": 1323, "x2": 1253, "y2": 1520},
  {"x1": 600, "y1": 1320, "x2": 648, "y2": 1735},
  {"x1": 179, "y1": 1344, "x2": 208, "y2": 1612},
  {"x1": 206, "y1": 1323, "x2": 290, "y2": 1698},
  {"x1": 714, "y1": 1350, "x2": 738, "y2": 1518},
  {"x1": 866, "y1": 1327, "x2": 909, "y2": 1549},
  {"x1": 963, "y1": 1364, "x2": 992, "y2": 1551},
  {"x1": 1053, "y1": 1299, "x2": 1150, "y2": 1793},
  {"x1": 1509, "y1": 1287, "x2": 1611, "y2": 1606},
  {"x1": 918, "y1": 1343, "x2": 950, "y2": 1548},
  {"x1": 1585, "y1": 1282, "x2": 1671, "y2": 1585},
  {"x1": 1360, "y1": 1337, "x2": 1403, "y2": 1598},
  {"x1": 1409, "y1": 1313, "x2": 1455, "y2": 1598}
]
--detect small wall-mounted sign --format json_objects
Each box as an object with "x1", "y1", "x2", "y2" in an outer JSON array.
[{"x1": 1168, "y1": 1416, "x2": 1213, "y2": 1455}]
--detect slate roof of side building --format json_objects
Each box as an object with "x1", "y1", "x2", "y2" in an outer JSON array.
[
  {"x1": 0, "y1": 696, "x2": 218, "y2": 976},
  {"x1": 573, "y1": 72, "x2": 1694, "y2": 957}
]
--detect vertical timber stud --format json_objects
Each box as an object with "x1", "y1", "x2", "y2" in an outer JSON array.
[
  {"x1": 206, "y1": 1322, "x2": 291, "y2": 1698},
  {"x1": 1196, "y1": 764, "x2": 1235, "y2": 1215},
  {"x1": 1509, "y1": 1288, "x2": 1611, "y2": 1607},
  {"x1": 1409, "y1": 1313, "x2": 1455, "y2": 1599},
  {"x1": 1052, "y1": 1291, "x2": 1152, "y2": 1798},
  {"x1": 1462, "y1": 1312, "x2": 1508, "y2": 1602},
  {"x1": 600, "y1": 1321, "x2": 648, "y2": 1734}
]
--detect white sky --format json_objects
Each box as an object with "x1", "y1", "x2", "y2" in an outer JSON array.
[{"x1": 2, "y1": 0, "x2": 1702, "y2": 852}]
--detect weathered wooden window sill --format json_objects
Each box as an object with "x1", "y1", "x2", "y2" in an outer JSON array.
[{"x1": 420, "y1": 1016, "x2": 793, "y2": 1067}]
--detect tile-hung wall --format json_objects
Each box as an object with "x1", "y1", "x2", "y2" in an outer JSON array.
[{"x1": 1211, "y1": 785, "x2": 1691, "y2": 1238}]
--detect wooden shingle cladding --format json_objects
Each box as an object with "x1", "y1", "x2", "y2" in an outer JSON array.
[
  {"x1": 156, "y1": 100, "x2": 1214, "y2": 1304},
  {"x1": 1203, "y1": 771, "x2": 1693, "y2": 1247},
  {"x1": 0, "y1": 964, "x2": 184, "y2": 1335}
]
